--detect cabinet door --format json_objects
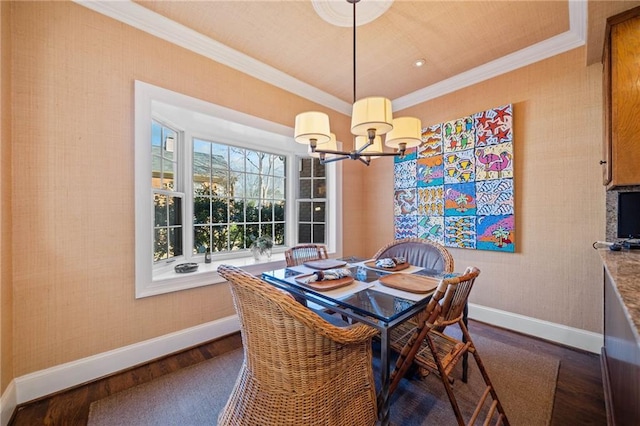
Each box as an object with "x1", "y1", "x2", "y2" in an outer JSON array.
[
  {"x1": 610, "y1": 15, "x2": 640, "y2": 187},
  {"x1": 603, "y1": 37, "x2": 612, "y2": 186}
]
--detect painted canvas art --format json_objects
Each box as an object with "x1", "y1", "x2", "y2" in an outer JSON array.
[{"x1": 393, "y1": 104, "x2": 515, "y2": 252}]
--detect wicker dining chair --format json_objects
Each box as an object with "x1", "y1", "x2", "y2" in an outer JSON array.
[
  {"x1": 373, "y1": 238, "x2": 458, "y2": 378},
  {"x1": 284, "y1": 243, "x2": 328, "y2": 267},
  {"x1": 372, "y1": 237, "x2": 454, "y2": 274},
  {"x1": 389, "y1": 267, "x2": 510, "y2": 426},
  {"x1": 217, "y1": 264, "x2": 379, "y2": 426}
]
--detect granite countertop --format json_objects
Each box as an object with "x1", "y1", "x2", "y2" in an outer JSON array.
[{"x1": 599, "y1": 249, "x2": 640, "y2": 342}]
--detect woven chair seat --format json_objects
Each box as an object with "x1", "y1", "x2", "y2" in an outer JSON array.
[{"x1": 217, "y1": 264, "x2": 379, "y2": 426}]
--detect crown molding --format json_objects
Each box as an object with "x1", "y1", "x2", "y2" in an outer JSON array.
[
  {"x1": 394, "y1": 0, "x2": 587, "y2": 110},
  {"x1": 74, "y1": 0, "x2": 352, "y2": 115},
  {"x1": 75, "y1": 0, "x2": 586, "y2": 115}
]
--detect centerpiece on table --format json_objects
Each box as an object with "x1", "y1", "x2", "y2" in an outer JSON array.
[{"x1": 250, "y1": 236, "x2": 273, "y2": 261}]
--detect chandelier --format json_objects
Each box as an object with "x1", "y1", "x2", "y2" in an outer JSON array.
[{"x1": 294, "y1": 0, "x2": 422, "y2": 166}]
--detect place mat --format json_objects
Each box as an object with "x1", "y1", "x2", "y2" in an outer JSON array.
[
  {"x1": 303, "y1": 259, "x2": 347, "y2": 270},
  {"x1": 295, "y1": 274, "x2": 354, "y2": 291},
  {"x1": 379, "y1": 273, "x2": 440, "y2": 294},
  {"x1": 363, "y1": 260, "x2": 411, "y2": 272}
]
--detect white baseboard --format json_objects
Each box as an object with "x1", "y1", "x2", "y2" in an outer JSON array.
[
  {"x1": 468, "y1": 303, "x2": 603, "y2": 353},
  {"x1": 0, "y1": 304, "x2": 603, "y2": 425},
  {"x1": 0, "y1": 314, "x2": 240, "y2": 425}
]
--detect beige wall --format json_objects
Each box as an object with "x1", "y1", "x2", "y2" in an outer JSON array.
[
  {"x1": 361, "y1": 48, "x2": 606, "y2": 332},
  {"x1": 1, "y1": 0, "x2": 606, "y2": 393},
  {"x1": 6, "y1": 1, "x2": 353, "y2": 381},
  {"x1": 1, "y1": 1, "x2": 14, "y2": 393}
]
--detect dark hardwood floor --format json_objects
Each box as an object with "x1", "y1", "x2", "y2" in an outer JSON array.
[{"x1": 9, "y1": 320, "x2": 606, "y2": 425}]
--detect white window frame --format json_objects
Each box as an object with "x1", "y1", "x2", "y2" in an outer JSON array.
[{"x1": 134, "y1": 81, "x2": 340, "y2": 298}]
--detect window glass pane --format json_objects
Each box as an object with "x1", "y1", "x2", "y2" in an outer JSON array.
[
  {"x1": 154, "y1": 228, "x2": 168, "y2": 261},
  {"x1": 193, "y1": 196, "x2": 210, "y2": 224},
  {"x1": 312, "y1": 202, "x2": 325, "y2": 222},
  {"x1": 230, "y1": 172, "x2": 244, "y2": 198},
  {"x1": 163, "y1": 128, "x2": 177, "y2": 161},
  {"x1": 152, "y1": 155, "x2": 163, "y2": 189},
  {"x1": 168, "y1": 227, "x2": 183, "y2": 257},
  {"x1": 299, "y1": 202, "x2": 311, "y2": 222},
  {"x1": 154, "y1": 194, "x2": 167, "y2": 226},
  {"x1": 168, "y1": 197, "x2": 182, "y2": 226},
  {"x1": 211, "y1": 169, "x2": 228, "y2": 197},
  {"x1": 274, "y1": 201, "x2": 285, "y2": 221},
  {"x1": 230, "y1": 224, "x2": 246, "y2": 250},
  {"x1": 193, "y1": 225, "x2": 210, "y2": 254},
  {"x1": 274, "y1": 223, "x2": 285, "y2": 245},
  {"x1": 314, "y1": 159, "x2": 326, "y2": 177},
  {"x1": 313, "y1": 178, "x2": 326, "y2": 198},
  {"x1": 298, "y1": 223, "x2": 311, "y2": 243},
  {"x1": 152, "y1": 121, "x2": 162, "y2": 149},
  {"x1": 245, "y1": 150, "x2": 260, "y2": 174},
  {"x1": 162, "y1": 163, "x2": 175, "y2": 190},
  {"x1": 246, "y1": 200, "x2": 259, "y2": 222},
  {"x1": 299, "y1": 179, "x2": 311, "y2": 198},
  {"x1": 210, "y1": 143, "x2": 228, "y2": 166},
  {"x1": 313, "y1": 224, "x2": 326, "y2": 244},
  {"x1": 261, "y1": 202, "x2": 273, "y2": 221},
  {"x1": 262, "y1": 175, "x2": 273, "y2": 198},
  {"x1": 299, "y1": 158, "x2": 311, "y2": 177},
  {"x1": 274, "y1": 177, "x2": 285, "y2": 199},
  {"x1": 229, "y1": 147, "x2": 245, "y2": 172},
  {"x1": 211, "y1": 197, "x2": 228, "y2": 223},
  {"x1": 245, "y1": 224, "x2": 259, "y2": 248},
  {"x1": 230, "y1": 198, "x2": 244, "y2": 223},
  {"x1": 245, "y1": 174, "x2": 261, "y2": 198},
  {"x1": 260, "y1": 223, "x2": 273, "y2": 240},
  {"x1": 211, "y1": 225, "x2": 229, "y2": 252},
  {"x1": 273, "y1": 155, "x2": 285, "y2": 177}
]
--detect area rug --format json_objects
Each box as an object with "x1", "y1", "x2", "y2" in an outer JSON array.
[{"x1": 88, "y1": 334, "x2": 558, "y2": 426}]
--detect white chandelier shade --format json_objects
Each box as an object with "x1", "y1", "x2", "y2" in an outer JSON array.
[
  {"x1": 294, "y1": 111, "x2": 332, "y2": 145},
  {"x1": 385, "y1": 116, "x2": 423, "y2": 149},
  {"x1": 350, "y1": 97, "x2": 393, "y2": 137}
]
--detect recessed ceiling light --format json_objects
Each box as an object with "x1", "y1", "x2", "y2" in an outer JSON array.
[{"x1": 414, "y1": 59, "x2": 426, "y2": 68}]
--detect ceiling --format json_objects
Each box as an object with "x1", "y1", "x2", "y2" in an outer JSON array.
[{"x1": 78, "y1": 1, "x2": 640, "y2": 114}]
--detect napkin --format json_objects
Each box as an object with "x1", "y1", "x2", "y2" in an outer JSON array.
[
  {"x1": 375, "y1": 256, "x2": 407, "y2": 269},
  {"x1": 301, "y1": 268, "x2": 352, "y2": 284}
]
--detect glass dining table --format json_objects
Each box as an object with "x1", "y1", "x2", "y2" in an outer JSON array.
[{"x1": 262, "y1": 257, "x2": 453, "y2": 426}]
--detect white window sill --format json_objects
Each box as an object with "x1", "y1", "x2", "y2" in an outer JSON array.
[{"x1": 140, "y1": 253, "x2": 288, "y2": 298}]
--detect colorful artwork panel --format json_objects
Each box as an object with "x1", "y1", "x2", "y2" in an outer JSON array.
[
  {"x1": 474, "y1": 104, "x2": 513, "y2": 147},
  {"x1": 476, "y1": 214, "x2": 515, "y2": 252},
  {"x1": 443, "y1": 149, "x2": 475, "y2": 184},
  {"x1": 444, "y1": 216, "x2": 476, "y2": 249},
  {"x1": 418, "y1": 187, "x2": 444, "y2": 216},
  {"x1": 417, "y1": 156, "x2": 444, "y2": 187},
  {"x1": 443, "y1": 116, "x2": 475, "y2": 153},
  {"x1": 418, "y1": 124, "x2": 443, "y2": 158},
  {"x1": 417, "y1": 215, "x2": 444, "y2": 245},
  {"x1": 394, "y1": 160, "x2": 417, "y2": 189},
  {"x1": 395, "y1": 215, "x2": 418, "y2": 239},
  {"x1": 394, "y1": 188, "x2": 417, "y2": 216},
  {"x1": 393, "y1": 104, "x2": 514, "y2": 252},
  {"x1": 475, "y1": 142, "x2": 513, "y2": 181},
  {"x1": 476, "y1": 179, "x2": 514, "y2": 216},
  {"x1": 444, "y1": 183, "x2": 476, "y2": 216}
]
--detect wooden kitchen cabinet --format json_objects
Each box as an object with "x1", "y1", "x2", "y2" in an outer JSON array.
[{"x1": 603, "y1": 8, "x2": 640, "y2": 188}]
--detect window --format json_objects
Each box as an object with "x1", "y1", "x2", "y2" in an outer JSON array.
[
  {"x1": 192, "y1": 140, "x2": 286, "y2": 254},
  {"x1": 135, "y1": 81, "x2": 340, "y2": 298},
  {"x1": 152, "y1": 121, "x2": 183, "y2": 262},
  {"x1": 297, "y1": 158, "x2": 327, "y2": 244}
]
